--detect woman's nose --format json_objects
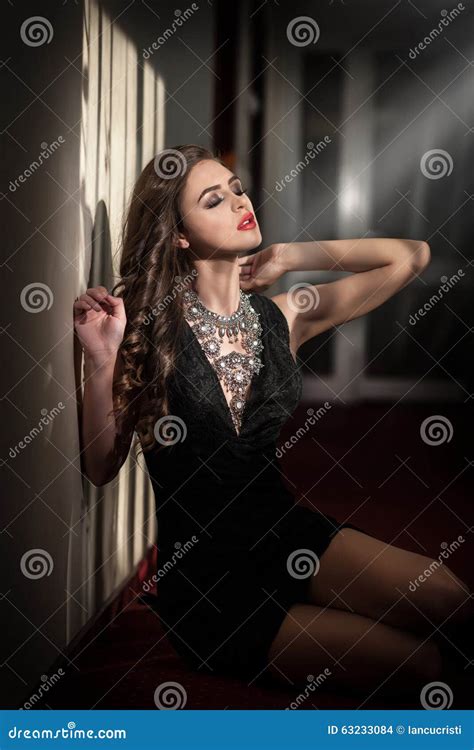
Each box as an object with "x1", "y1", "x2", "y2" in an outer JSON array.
[{"x1": 232, "y1": 194, "x2": 247, "y2": 210}]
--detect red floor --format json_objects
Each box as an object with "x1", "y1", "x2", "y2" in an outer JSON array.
[{"x1": 32, "y1": 403, "x2": 473, "y2": 709}]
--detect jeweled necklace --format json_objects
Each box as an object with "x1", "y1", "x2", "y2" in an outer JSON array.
[{"x1": 182, "y1": 286, "x2": 264, "y2": 434}]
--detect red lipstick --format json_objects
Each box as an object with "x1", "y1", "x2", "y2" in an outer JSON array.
[{"x1": 237, "y1": 211, "x2": 257, "y2": 231}]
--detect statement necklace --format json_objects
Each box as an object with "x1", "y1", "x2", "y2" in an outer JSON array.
[{"x1": 182, "y1": 286, "x2": 264, "y2": 435}]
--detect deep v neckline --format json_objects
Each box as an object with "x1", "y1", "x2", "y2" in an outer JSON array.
[{"x1": 183, "y1": 296, "x2": 264, "y2": 439}]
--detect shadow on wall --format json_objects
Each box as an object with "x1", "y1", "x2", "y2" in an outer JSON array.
[
  {"x1": 90, "y1": 201, "x2": 114, "y2": 291},
  {"x1": 2, "y1": 0, "x2": 215, "y2": 709}
]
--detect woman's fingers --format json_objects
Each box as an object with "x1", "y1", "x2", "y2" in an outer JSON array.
[
  {"x1": 73, "y1": 295, "x2": 96, "y2": 312},
  {"x1": 86, "y1": 287, "x2": 109, "y2": 306},
  {"x1": 74, "y1": 299, "x2": 93, "y2": 313},
  {"x1": 103, "y1": 294, "x2": 125, "y2": 318},
  {"x1": 238, "y1": 253, "x2": 253, "y2": 265},
  {"x1": 239, "y1": 263, "x2": 253, "y2": 277},
  {"x1": 74, "y1": 289, "x2": 125, "y2": 321},
  {"x1": 80, "y1": 293, "x2": 102, "y2": 311},
  {"x1": 103, "y1": 293, "x2": 121, "y2": 306},
  {"x1": 86, "y1": 286, "x2": 108, "y2": 296},
  {"x1": 74, "y1": 294, "x2": 102, "y2": 312},
  {"x1": 74, "y1": 287, "x2": 112, "y2": 311}
]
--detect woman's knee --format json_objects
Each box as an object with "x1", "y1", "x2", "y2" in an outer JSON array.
[{"x1": 413, "y1": 564, "x2": 472, "y2": 624}]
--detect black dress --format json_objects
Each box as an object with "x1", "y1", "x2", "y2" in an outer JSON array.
[{"x1": 141, "y1": 292, "x2": 359, "y2": 680}]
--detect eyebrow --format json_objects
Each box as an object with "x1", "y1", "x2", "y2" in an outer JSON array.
[{"x1": 197, "y1": 174, "x2": 240, "y2": 203}]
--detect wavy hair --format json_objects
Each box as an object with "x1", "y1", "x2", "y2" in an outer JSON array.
[{"x1": 109, "y1": 144, "x2": 225, "y2": 460}]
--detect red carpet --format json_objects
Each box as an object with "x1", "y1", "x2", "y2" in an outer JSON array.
[{"x1": 31, "y1": 403, "x2": 473, "y2": 709}]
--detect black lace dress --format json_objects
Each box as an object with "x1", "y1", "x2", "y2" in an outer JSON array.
[{"x1": 141, "y1": 292, "x2": 360, "y2": 680}]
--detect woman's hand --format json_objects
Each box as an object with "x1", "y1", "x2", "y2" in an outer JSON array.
[
  {"x1": 238, "y1": 243, "x2": 287, "y2": 292},
  {"x1": 73, "y1": 286, "x2": 127, "y2": 357}
]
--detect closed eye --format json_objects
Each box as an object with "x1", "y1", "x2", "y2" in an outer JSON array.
[{"x1": 206, "y1": 186, "x2": 248, "y2": 209}]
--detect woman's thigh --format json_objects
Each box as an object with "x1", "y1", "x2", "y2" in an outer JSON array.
[
  {"x1": 306, "y1": 528, "x2": 472, "y2": 633},
  {"x1": 266, "y1": 602, "x2": 442, "y2": 698}
]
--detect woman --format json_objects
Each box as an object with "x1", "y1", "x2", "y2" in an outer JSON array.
[{"x1": 74, "y1": 144, "x2": 473, "y2": 700}]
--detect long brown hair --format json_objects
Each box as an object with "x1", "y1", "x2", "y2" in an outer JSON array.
[{"x1": 109, "y1": 144, "x2": 225, "y2": 459}]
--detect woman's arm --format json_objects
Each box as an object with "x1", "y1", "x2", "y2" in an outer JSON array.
[
  {"x1": 74, "y1": 286, "x2": 133, "y2": 487},
  {"x1": 81, "y1": 350, "x2": 135, "y2": 487},
  {"x1": 270, "y1": 238, "x2": 431, "y2": 352}
]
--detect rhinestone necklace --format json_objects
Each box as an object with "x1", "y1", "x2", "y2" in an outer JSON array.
[{"x1": 182, "y1": 286, "x2": 264, "y2": 435}]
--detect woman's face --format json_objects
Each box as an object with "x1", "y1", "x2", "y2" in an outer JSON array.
[{"x1": 177, "y1": 159, "x2": 262, "y2": 258}]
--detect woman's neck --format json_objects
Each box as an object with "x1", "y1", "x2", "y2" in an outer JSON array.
[{"x1": 191, "y1": 257, "x2": 242, "y2": 315}]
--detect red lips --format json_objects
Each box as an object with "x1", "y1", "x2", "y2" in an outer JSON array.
[{"x1": 237, "y1": 211, "x2": 256, "y2": 230}]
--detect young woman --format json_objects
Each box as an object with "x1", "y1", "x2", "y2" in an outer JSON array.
[{"x1": 74, "y1": 144, "x2": 473, "y2": 701}]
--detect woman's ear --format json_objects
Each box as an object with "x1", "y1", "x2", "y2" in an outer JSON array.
[{"x1": 175, "y1": 233, "x2": 190, "y2": 250}]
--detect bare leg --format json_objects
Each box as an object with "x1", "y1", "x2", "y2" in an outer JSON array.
[
  {"x1": 266, "y1": 603, "x2": 442, "y2": 699},
  {"x1": 307, "y1": 529, "x2": 473, "y2": 637}
]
